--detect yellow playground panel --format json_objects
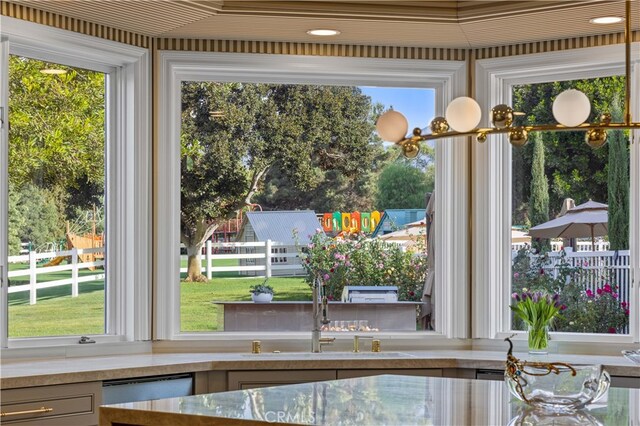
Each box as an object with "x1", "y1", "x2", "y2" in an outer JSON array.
[
  {"x1": 44, "y1": 226, "x2": 104, "y2": 270},
  {"x1": 321, "y1": 211, "x2": 381, "y2": 234}
]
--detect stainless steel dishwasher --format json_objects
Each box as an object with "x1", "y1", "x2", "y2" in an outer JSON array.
[{"x1": 102, "y1": 373, "x2": 193, "y2": 404}]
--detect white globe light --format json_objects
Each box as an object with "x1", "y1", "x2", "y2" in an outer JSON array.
[
  {"x1": 376, "y1": 110, "x2": 409, "y2": 142},
  {"x1": 445, "y1": 97, "x2": 482, "y2": 133},
  {"x1": 552, "y1": 89, "x2": 591, "y2": 127}
]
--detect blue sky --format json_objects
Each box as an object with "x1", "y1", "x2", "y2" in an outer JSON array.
[{"x1": 360, "y1": 86, "x2": 435, "y2": 134}]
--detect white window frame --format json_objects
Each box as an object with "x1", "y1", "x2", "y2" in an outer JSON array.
[
  {"x1": 156, "y1": 51, "x2": 470, "y2": 344},
  {"x1": 0, "y1": 17, "x2": 151, "y2": 350},
  {"x1": 473, "y1": 43, "x2": 640, "y2": 345}
]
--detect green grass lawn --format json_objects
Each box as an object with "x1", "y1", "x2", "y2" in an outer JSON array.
[{"x1": 7, "y1": 261, "x2": 309, "y2": 337}]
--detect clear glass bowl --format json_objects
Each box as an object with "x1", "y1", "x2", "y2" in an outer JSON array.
[{"x1": 505, "y1": 364, "x2": 610, "y2": 412}]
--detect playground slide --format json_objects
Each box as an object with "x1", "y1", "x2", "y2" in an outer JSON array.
[{"x1": 44, "y1": 256, "x2": 66, "y2": 267}]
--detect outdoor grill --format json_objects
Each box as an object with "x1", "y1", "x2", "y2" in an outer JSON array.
[{"x1": 341, "y1": 286, "x2": 398, "y2": 303}]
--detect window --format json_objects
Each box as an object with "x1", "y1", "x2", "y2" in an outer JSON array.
[
  {"x1": 511, "y1": 76, "x2": 630, "y2": 335},
  {"x1": 7, "y1": 55, "x2": 107, "y2": 338},
  {"x1": 271, "y1": 248, "x2": 287, "y2": 264},
  {"x1": 156, "y1": 52, "x2": 470, "y2": 342},
  {"x1": 178, "y1": 81, "x2": 434, "y2": 333},
  {"x1": 0, "y1": 17, "x2": 150, "y2": 348},
  {"x1": 474, "y1": 44, "x2": 639, "y2": 343}
]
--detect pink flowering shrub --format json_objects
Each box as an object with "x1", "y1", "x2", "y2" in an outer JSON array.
[
  {"x1": 299, "y1": 230, "x2": 427, "y2": 302},
  {"x1": 512, "y1": 248, "x2": 629, "y2": 333},
  {"x1": 555, "y1": 282, "x2": 629, "y2": 333}
]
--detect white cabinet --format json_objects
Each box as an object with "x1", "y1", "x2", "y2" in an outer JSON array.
[
  {"x1": 0, "y1": 382, "x2": 101, "y2": 426},
  {"x1": 226, "y1": 369, "x2": 444, "y2": 390}
]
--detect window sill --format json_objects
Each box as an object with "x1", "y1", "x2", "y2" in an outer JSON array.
[
  {"x1": 1, "y1": 339, "x2": 151, "y2": 360},
  {"x1": 153, "y1": 332, "x2": 467, "y2": 353},
  {"x1": 474, "y1": 333, "x2": 639, "y2": 356}
]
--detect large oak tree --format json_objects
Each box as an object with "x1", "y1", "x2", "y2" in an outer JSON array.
[
  {"x1": 8, "y1": 56, "x2": 105, "y2": 252},
  {"x1": 180, "y1": 82, "x2": 384, "y2": 281}
]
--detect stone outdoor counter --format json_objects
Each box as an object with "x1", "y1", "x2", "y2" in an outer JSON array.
[
  {"x1": 2, "y1": 350, "x2": 638, "y2": 390},
  {"x1": 214, "y1": 301, "x2": 422, "y2": 331},
  {"x1": 99, "y1": 374, "x2": 638, "y2": 425}
]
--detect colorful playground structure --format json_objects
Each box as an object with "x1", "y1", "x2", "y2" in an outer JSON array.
[
  {"x1": 43, "y1": 222, "x2": 104, "y2": 270},
  {"x1": 318, "y1": 211, "x2": 382, "y2": 234},
  {"x1": 193, "y1": 210, "x2": 383, "y2": 253}
]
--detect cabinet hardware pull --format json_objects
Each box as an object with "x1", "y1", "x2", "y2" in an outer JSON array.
[{"x1": 1, "y1": 406, "x2": 53, "y2": 417}]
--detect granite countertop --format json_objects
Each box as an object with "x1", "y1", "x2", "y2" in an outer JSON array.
[
  {"x1": 2, "y1": 350, "x2": 638, "y2": 389},
  {"x1": 100, "y1": 374, "x2": 639, "y2": 426}
]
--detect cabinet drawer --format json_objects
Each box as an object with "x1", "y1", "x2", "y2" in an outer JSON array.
[
  {"x1": 228, "y1": 370, "x2": 337, "y2": 390},
  {"x1": 1, "y1": 382, "x2": 101, "y2": 425}
]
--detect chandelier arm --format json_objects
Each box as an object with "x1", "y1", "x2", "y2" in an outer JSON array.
[
  {"x1": 383, "y1": 0, "x2": 637, "y2": 156},
  {"x1": 401, "y1": 122, "x2": 640, "y2": 143},
  {"x1": 624, "y1": 0, "x2": 631, "y2": 125}
]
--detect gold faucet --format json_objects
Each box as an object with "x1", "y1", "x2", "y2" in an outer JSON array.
[
  {"x1": 318, "y1": 337, "x2": 335, "y2": 352},
  {"x1": 311, "y1": 276, "x2": 331, "y2": 353},
  {"x1": 353, "y1": 335, "x2": 374, "y2": 353},
  {"x1": 372, "y1": 339, "x2": 381, "y2": 353}
]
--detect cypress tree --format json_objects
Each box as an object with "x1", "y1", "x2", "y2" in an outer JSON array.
[
  {"x1": 607, "y1": 103, "x2": 630, "y2": 250},
  {"x1": 529, "y1": 132, "x2": 550, "y2": 252}
]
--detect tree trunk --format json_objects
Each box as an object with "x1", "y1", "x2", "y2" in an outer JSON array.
[
  {"x1": 180, "y1": 166, "x2": 270, "y2": 282},
  {"x1": 185, "y1": 243, "x2": 207, "y2": 282}
]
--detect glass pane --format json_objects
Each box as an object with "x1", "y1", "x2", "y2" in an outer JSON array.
[
  {"x1": 510, "y1": 76, "x2": 630, "y2": 334},
  {"x1": 179, "y1": 82, "x2": 435, "y2": 332},
  {"x1": 7, "y1": 56, "x2": 106, "y2": 337}
]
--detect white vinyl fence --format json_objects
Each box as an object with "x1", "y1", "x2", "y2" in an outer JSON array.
[
  {"x1": 512, "y1": 240, "x2": 610, "y2": 252},
  {"x1": 7, "y1": 248, "x2": 105, "y2": 305},
  {"x1": 180, "y1": 240, "x2": 304, "y2": 279},
  {"x1": 512, "y1": 249, "x2": 631, "y2": 309}
]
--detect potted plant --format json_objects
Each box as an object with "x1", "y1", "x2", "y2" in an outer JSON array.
[{"x1": 250, "y1": 280, "x2": 274, "y2": 303}]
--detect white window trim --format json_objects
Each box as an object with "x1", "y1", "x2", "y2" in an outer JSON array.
[
  {"x1": 0, "y1": 17, "x2": 151, "y2": 350},
  {"x1": 156, "y1": 51, "x2": 470, "y2": 342},
  {"x1": 473, "y1": 43, "x2": 640, "y2": 344}
]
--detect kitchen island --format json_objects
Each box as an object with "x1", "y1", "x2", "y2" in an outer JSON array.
[{"x1": 100, "y1": 374, "x2": 638, "y2": 425}]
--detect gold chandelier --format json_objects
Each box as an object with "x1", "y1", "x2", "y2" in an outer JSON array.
[{"x1": 376, "y1": 0, "x2": 639, "y2": 158}]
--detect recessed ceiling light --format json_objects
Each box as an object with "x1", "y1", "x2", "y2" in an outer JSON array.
[
  {"x1": 306, "y1": 29, "x2": 340, "y2": 36},
  {"x1": 589, "y1": 16, "x2": 624, "y2": 24},
  {"x1": 40, "y1": 69, "x2": 67, "y2": 75}
]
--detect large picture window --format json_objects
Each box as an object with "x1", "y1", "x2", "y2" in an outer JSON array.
[
  {"x1": 178, "y1": 80, "x2": 435, "y2": 333},
  {"x1": 156, "y1": 53, "x2": 470, "y2": 342}
]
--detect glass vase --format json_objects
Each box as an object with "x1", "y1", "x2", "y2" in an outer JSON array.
[{"x1": 528, "y1": 325, "x2": 549, "y2": 355}]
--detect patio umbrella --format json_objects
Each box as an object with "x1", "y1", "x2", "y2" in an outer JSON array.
[
  {"x1": 421, "y1": 192, "x2": 435, "y2": 330},
  {"x1": 529, "y1": 200, "x2": 607, "y2": 248}
]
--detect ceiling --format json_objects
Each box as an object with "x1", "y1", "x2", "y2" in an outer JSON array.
[{"x1": 7, "y1": 0, "x2": 640, "y2": 48}]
